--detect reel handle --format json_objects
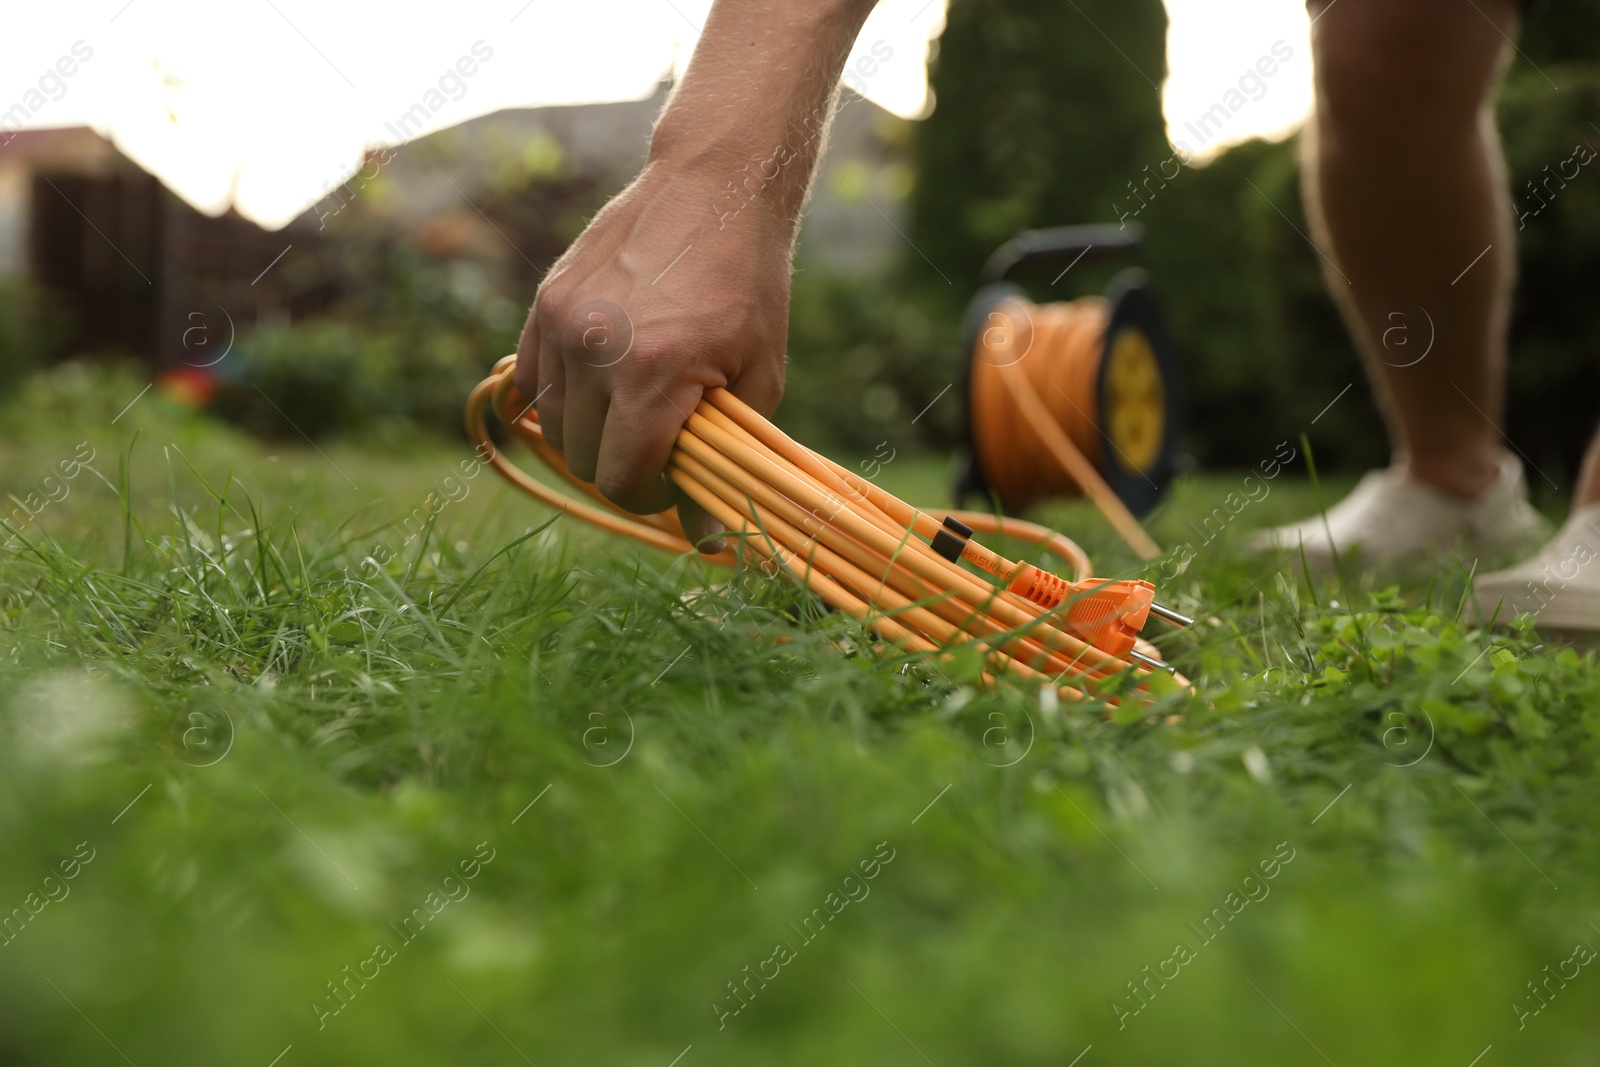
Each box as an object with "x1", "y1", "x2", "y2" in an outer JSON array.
[{"x1": 981, "y1": 223, "x2": 1144, "y2": 284}]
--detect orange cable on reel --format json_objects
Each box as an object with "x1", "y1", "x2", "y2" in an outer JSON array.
[
  {"x1": 957, "y1": 224, "x2": 1181, "y2": 564},
  {"x1": 466, "y1": 356, "x2": 1192, "y2": 705},
  {"x1": 970, "y1": 294, "x2": 1162, "y2": 560}
]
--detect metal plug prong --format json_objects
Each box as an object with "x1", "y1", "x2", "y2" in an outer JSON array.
[
  {"x1": 1129, "y1": 649, "x2": 1177, "y2": 673},
  {"x1": 1149, "y1": 602, "x2": 1193, "y2": 628}
]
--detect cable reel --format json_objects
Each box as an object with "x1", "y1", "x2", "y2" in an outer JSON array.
[{"x1": 956, "y1": 224, "x2": 1183, "y2": 560}]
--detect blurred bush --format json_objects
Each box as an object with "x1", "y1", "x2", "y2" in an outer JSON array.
[
  {"x1": 205, "y1": 130, "x2": 603, "y2": 443},
  {"x1": 778, "y1": 269, "x2": 962, "y2": 453},
  {"x1": 224, "y1": 260, "x2": 515, "y2": 444},
  {"x1": 1499, "y1": 63, "x2": 1600, "y2": 485},
  {"x1": 216, "y1": 235, "x2": 527, "y2": 444},
  {"x1": 0, "y1": 281, "x2": 70, "y2": 394},
  {"x1": 215, "y1": 320, "x2": 402, "y2": 440},
  {"x1": 0, "y1": 359, "x2": 150, "y2": 434}
]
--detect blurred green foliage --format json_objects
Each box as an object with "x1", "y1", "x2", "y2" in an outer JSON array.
[
  {"x1": 219, "y1": 244, "x2": 520, "y2": 444},
  {"x1": 218, "y1": 320, "x2": 402, "y2": 441},
  {"x1": 908, "y1": 0, "x2": 1170, "y2": 279},
  {"x1": 0, "y1": 280, "x2": 70, "y2": 394},
  {"x1": 1499, "y1": 64, "x2": 1600, "y2": 484},
  {"x1": 777, "y1": 270, "x2": 963, "y2": 453}
]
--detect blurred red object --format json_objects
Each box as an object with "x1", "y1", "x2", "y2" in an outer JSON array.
[{"x1": 156, "y1": 367, "x2": 219, "y2": 408}]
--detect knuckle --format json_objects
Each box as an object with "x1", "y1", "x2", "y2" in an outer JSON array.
[
  {"x1": 533, "y1": 282, "x2": 572, "y2": 332},
  {"x1": 560, "y1": 299, "x2": 635, "y2": 367}
]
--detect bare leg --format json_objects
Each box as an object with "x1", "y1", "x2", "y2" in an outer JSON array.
[
  {"x1": 1304, "y1": 0, "x2": 1520, "y2": 499},
  {"x1": 1575, "y1": 432, "x2": 1600, "y2": 509}
]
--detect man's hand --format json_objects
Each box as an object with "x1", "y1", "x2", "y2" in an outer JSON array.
[
  {"x1": 513, "y1": 159, "x2": 790, "y2": 546},
  {"x1": 513, "y1": 0, "x2": 878, "y2": 551}
]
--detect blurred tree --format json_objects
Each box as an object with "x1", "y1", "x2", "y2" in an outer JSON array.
[
  {"x1": 909, "y1": 0, "x2": 1171, "y2": 285},
  {"x1": 1136, "y1": 136, "x2": 1381, "y2": 472},
  {"x1": 1499, "y1": 62, "x2": 1600, "y2": 490},
  {"x1": 779, "y1": 269, "x2": 959, "y2": 453}
]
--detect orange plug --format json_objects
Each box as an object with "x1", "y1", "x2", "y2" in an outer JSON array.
[
  {"x1": 1006, "y1": 565, "x2": 1155, "y2": 658},
  {"x1": 928, "y1": 515, "x2": 1188, "y2": 665}
]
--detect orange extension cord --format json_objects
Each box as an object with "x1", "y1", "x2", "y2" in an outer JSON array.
[
  {"x1": 466, "y1": 355, "x2": 1189, "y2": 704},
  {"x1": 969, "y1": 295, "x2": 1163, "y2": 561}
]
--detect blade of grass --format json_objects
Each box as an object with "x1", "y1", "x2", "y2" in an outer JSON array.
[
  {"x1": 435, "y1": 517, "x2": 559, "y2": 617},
  {"x1": 1300, "y1": 434, "x2": 1349, "y2": 604}
]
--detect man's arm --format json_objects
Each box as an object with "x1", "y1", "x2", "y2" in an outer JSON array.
[{"x1": 514, "y1": 0, "x2": 878, "y2": 547}]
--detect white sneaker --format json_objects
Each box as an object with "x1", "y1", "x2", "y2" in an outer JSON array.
[
  {"x1": 1250, "y1": 455, "x2": 1548, "y2": 569},
  {"x1": 1473, "y1": 504, "x2": 1600, "y2": 631}
]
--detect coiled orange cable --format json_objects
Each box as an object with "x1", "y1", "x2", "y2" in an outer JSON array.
[
  {"x1": 969, "y1": 295, "x2": 1162, "y2": 560},
  {"x1": 466, "y1": 356, "x2": 1188, "y2": 703}
]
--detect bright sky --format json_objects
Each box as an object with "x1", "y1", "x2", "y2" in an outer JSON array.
[
  {"x1": 1161, "y1": 0, "x2": 1315, "y2": 159},
  {"x1": 0, "y1": 1, "x2": 1315, "y2": 230}
]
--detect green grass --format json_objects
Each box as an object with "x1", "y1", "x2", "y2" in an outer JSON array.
[{"x1": 2, "y1": 365, "x2": 1599, "y2": 1066}]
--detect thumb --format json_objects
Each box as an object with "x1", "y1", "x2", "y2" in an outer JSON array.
[
  {"x1": 675, "y1": 493, "x2": 727, "y2": 557},
  {"x1": 727, "y1": 350, "x2": 786, "y2": 419}
]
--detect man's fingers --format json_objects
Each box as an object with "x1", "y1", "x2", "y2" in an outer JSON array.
[
  {"x1": 512, "y1": 307, "x2": 540, "y2": 412},
  {"x1": 594, "y1": 383, "x2": 704, "y2": 515},
  {"x1": 534, "y1": 328, "x2": 567, "y2": 450},
  {"x1": 598, "y1": 383, "x2": 729, "y2": 554},
  {"x1": 560, "y1": 377, "x2": 611, "y2": 484}
]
